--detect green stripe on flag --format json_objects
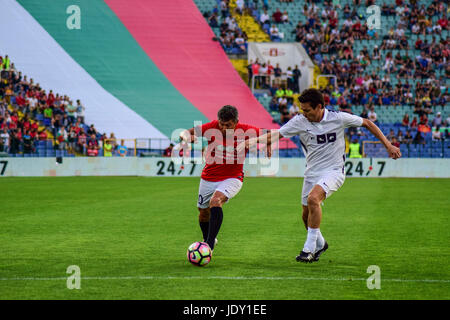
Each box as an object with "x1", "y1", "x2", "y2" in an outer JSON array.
[{"x1": 18, "y1": 0, "x2": 209, "y2": 136}]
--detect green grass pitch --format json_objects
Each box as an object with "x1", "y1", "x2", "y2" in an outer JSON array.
[{"x1": 0, "y1": 177, "x2": 449, "y2": 299}]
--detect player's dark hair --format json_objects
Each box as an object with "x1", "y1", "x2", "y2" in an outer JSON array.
[
  {"x1": 298, "y1": 88, "x2": 324, "y2": 109},
  {"x1": 218, "y1": 105, "x2": 238, "y2": 122}
]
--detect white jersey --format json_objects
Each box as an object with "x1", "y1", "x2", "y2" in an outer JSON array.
[{"x1": 279, "y1": 109, "x2": 363, "y2": 177}]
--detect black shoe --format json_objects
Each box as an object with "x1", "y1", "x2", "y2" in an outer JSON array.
[
  {"x1": 313, "y1": 241, "x2": 328, "y2": 261},
  {"x1": 296, "y1": 251, "x2": 315, "y2": 263}
]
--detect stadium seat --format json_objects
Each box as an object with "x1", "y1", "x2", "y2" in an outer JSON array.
[{"x1": 46, "y1": 150, "x2": 56, "y2": 157}]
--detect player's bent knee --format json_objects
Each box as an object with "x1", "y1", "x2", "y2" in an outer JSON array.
[
  {"x1": 209, "y1": 191, "x2": 228, "y2": 208},
  {"x1": 209, "y1": 197, "x2": 223, "y2": 208},
  {"x1": 307, "y1": 194, "x2": 321, "y2": 207}
]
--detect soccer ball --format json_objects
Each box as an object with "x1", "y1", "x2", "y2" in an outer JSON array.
[{"x1": 187, "y1": 241, "x2": 212, "y2": 267}]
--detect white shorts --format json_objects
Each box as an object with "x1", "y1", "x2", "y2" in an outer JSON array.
[
  {"x1": 197, "y1": 178, "x2": 243, "y2": 209},
  {"x1": 302, "y1": 171, "x2": 345, "y2": 206}
]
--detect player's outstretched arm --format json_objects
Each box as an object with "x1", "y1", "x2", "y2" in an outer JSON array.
[
  {"x1": 362, "y1": 119, "x2": 402, "y2": 159},
  {"x1": 237, "y1": 129, "x2": 282, "y2": 156}
]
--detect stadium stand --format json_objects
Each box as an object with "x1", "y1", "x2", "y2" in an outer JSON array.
[
  {"x1": 0, "y1": 57, "x2": 106, "y2": 158},
  {"x1": 195, "y1": 0, "x2": 449, "y2": 158},
  {"x1": 1, "y1": 0, "x2": 447, "y2": 158}
]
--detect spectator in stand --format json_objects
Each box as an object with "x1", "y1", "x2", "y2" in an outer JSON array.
[
  {"x1": 259, "y1": 63, "x2": 269, "y2": 88},
  {"x1": 404, "y1": 130, "x2": 413, "y2": 144},
  {"x1": 418, "y1": 117, "x2": 431, "y2": 133},
  {"x1": 444, "y1": 128, "x2": 450, "y2": 140},
  {"x1": 367, "y1": 26, "x2": 378, "y2": 39},
  {"x1": 401, "y1": 113, "x2": 410, "y2": 127},
  {"x1": 432, "y1": 111, "x2": 443, "y2": 127},
  {"x1": 117, "y1": 140, "x2": 128, "y2": 157},
  {"x1": 251, "y1": 59, "x2": 260, "y2": 88},
  {"x1": 234, "y1": 32, "x2": 247, "y2": 53},
  {"x1": 273, "y1": 63, "x2": 282, "y2": 86},
  {"x1": 387, "y1": 129, "x2": 396, "y2": 142},
  {"x1": 208, "y1": 13, "x2": 219, "y2": 28},
  {"x1": 235, "y1": 0, "x2": 244, "y2": 15},
  {"x1": 38, "y1": 129, "x2": 48, "y2": 141},
  {"x1": 410, "y1": 116, "x2": 418, "y2": 130},
  {"x1": 413, "y1": 130, "x2": 425, "y2": 145},
  {"x1": 288, "y1": 103, "x2": 299, "y2": 118},
  {"x1": 1, "y1": 55, "x2": 11, "y2": 70},
  {"x1": 77, "y1": 128, "x2": 87, "y2": 154},
  {"x1": 259, "y1": 9, "x2": 270, "y2": 25},
  {"x1": 163, "y1": 143, "x2": 174, "y2": 157},
  {"x1": 0, "y1": 127, "x2": 9, "y2": 152},
  {"x1": 247, "y1": 59, "x2": 254, "y2": 86},
  {"x1": 292, "y1": 65, "x2": 301, "y2": 93},
  {"x1": 269, "y1": 96, "x2": 278, "y2": 112},
  {"x1": 368, "y1": 106, "x2": 378, "y2": 124},
  {"x1": 372, "y1": 45, "x2": 381, "y2": 61},
  {"x1": 272, "y1": 8, "x2": 283, "y2": 24},
  {"x1": 391, "y1": 136, "x2": 400, "y2": 148},
  {"x1": 76, "y1": 99, "x2": 85, "y2": 124},
  {"x1": 66, "y1": 100, "x2": 77, "y2": 124},
  {"x1": 22, "y1": 129, "x2": 34, "y2": 154},
  {"x1": 103, "y1": 139, "x2": 113, "y2": 157},
  {"x1": 279, "y1": 103, "x2": 290, "y2": 124},
  {"x1": 68, "y1": 126, "x2": 77, "y2": 153},
  {"x1": 360, "y1": 108, "x2": 368, "y2": 119},
  {"x1": 397, "y1": 130, "x2": 405, "y2": 144},
  {"x1": 432, "y1": 126, "x2": 442, "y2": 141},
  {"x1": 109, "y1": 133, "x2": 117, "y2": 150},
  {"x1": 219, "y1": 0, "x2": 228, "y2": 18},
  {"x1": 338, "y1": 96, "x2": 352, "y2": 114},
  {"x1": 8, "y1": 129, "x2": 20, "y2": 155},
  {"x1": 285, "y1": 66, "x2": 294, "y2": 91},
  {"x1": 282, "y1": 11, "x2": 290, "y2": 24},
  {"x1": 269, "y1": 25, "x2": 282, "y2": 41},
  {"x1": 437, "y1": 14, "x2": 448, "y2": 31},
  {"x1": 275, "y1": 85, "x2": 285, "y2": 99},
  {"x1": 87, "y1": 124, "x2": 97, "y2": 136},
  {"x1": 87, "y1": 133, "x2": 99, "y2": 157},
  {"x1": 43, "y1": 105, "x2": 52, "y2": 126},
  {"x1": 278, "y1": 94, "x2": 288, "y2": 111},
  {"x1": 56, "y1": 126, "x2": 68, "y2": 151}
]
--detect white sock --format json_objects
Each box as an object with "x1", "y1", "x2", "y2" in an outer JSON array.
[
  {"x1": 303, "y1": 227, "x2": 319, "y2": 253},
  {"x1": 316, "y1": 230, "x2": 325, "y2": 252}
]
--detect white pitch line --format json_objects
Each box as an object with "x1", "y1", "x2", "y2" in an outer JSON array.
[{"x1": 0, "y1": 276, "x2": 449, "y2": 283}]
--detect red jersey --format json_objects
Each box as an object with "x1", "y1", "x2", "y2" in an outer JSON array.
[{"x1": 199, "y1": 120, "x2": 264, "y2": 182}]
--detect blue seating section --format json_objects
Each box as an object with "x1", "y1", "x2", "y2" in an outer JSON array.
[{"x1": 364, "y1": 139, "x2": 449, "y2": 158}]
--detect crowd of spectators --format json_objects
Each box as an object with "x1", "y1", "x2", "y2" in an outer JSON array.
[
  {"x1": 291, "y1": 1, "x2": 448, "y2": 109},
  {"x1": 220, "y1": 1, "x2": 450, "y2": 132},
  {"x1": 0, "y1": 54, "x2": 126, "y2": 157},
  {"x1": 247, "y1": 58, "x2": 302, "y2": 91},
  {"x1": 202, "y1": 1, "x2": 449, "y2": 124},
  {"x1": 203, "y1": 1, "x2": 249, "y2": 54},
  {"x1": 345, "y1": 102, "x2": 450, "y2": 150}
]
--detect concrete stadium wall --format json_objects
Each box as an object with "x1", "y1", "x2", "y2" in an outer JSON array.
[{"x1": 0, "y1": 157, "x2": 449, "y2": 178}]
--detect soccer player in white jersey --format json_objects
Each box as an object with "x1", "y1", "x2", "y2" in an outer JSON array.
[{"x1": 240, "y1": 88, "x2": 401, "y2": 262}]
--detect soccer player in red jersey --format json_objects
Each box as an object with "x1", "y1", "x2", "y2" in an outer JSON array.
[{"x1": 180, "y1": 105, "x2": 271, "y2": 252}]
